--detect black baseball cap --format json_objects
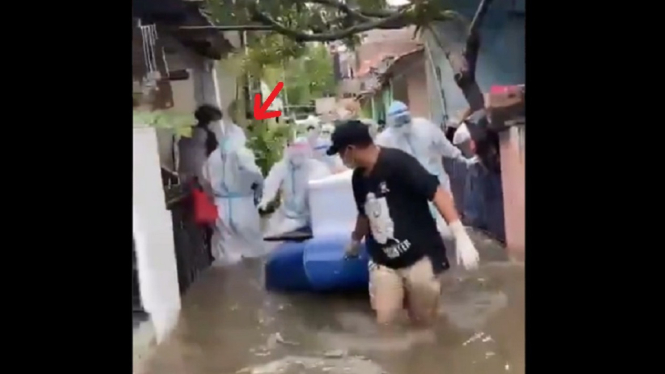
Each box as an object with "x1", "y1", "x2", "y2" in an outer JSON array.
[{"x1": 326, "y1": 120, "x2": 373, "y2": 156}]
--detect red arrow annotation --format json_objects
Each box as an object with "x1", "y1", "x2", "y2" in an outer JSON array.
[{"x1": 253, "y1": 81, "x2": 284, "y2": 120}]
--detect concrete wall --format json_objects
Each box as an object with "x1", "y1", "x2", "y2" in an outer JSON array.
[
  {"x1": 154, "y1": 55, "x2": 238, "y2": 171},
  {"x1": 367, "y1": 56, "x2": 429, "y2": 120},
  {"x1": 499, "y1": 126, "x2": 525, "y2": 257},
  {"x1": 133, "y1": 125, "x2": 181, "y2": 343},
  {"x1": 404, "y1": 59, "x2": 430, "y2": 119},
  {"x1": 337, "y1": 28, "x2": 422, "y2": 97}
]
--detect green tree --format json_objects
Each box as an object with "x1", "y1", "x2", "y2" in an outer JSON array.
[
  {"x1": 199, "y1": 0, "x2": 500, "y2": 170},
  {"x1": 200, "y1": 0, "x2": 495, "y2": 113},
  {"x1": 283, "y1": 43, "x2": 336, "y2": 106}
]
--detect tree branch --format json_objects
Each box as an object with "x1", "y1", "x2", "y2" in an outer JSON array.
[
  {"x1": 307, "y1": 0, "x2": 374, "y2": 22},
  {"x1": 465, "y1": 0, "x2": 492, "y2": 72},
  {"x1": 181, "y1": 2, "x2": 459, "y2": 38},
  {"x1": 179, "y1": 25, "x2": 274, "y2": 31},
  {"x1": 248, "y1": 3, "x2": 412, "y2": 42}
]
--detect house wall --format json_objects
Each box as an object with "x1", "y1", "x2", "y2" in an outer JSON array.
[
  {"x1": 405, "y1": 59, "x2": 430, "y2": 119},
  {"x1": 422, "y1": 0, "x2": 525, "y2": 253},
  {"x1": 368, "y1": 57, "x2": 430, "y2": 120},
  {"x1": 133, "y1": 125, "x2": 181, "y2": 343},
  {"x1": 153, "y1": 50, "x2": 239, "y2": 171},
  {"x1": 336, "y1": 28, "x2": 421, "y2": 97},
  {"x1": 499, "y1": 126, "x2": 525, "y2": 258}
]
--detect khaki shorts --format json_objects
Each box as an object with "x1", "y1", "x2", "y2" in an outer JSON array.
[{"x1": 368, "y1": 256, "x2": 441, "y2": 324}]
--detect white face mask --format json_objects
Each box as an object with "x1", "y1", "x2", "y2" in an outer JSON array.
[
  {"x1": 341, "y1": 148, "x2": 357, "y2": 169},
  {"x1": 342, "y1": 158, "x2": 356, "y2": 169}
]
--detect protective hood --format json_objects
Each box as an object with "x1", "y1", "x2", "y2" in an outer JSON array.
[
  {"x1": 453, "y1": 123, "x2": 471, "y2": 145},
  {"x1": 287, "y1": 137, "x2": 312, "y2": 166},
  {"x1": 387, "y1": 101, "x2": 412, "y2": 130},
  {"x1": 319, "y1": 123, "x2": 335, "y2": 141}
]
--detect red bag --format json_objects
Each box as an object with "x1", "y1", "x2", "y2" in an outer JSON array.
[{"x1": 192, "y1": 188, "x2": 218, "y2": 225}]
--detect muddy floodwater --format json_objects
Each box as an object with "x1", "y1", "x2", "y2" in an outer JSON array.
[{"x1": 141, "y1": 231, "x2": 524, "y2": 374}]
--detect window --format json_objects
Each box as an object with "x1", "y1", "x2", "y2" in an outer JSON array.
[{"x1": 391, "y1": 76, "x2": 409, "y2": 107}]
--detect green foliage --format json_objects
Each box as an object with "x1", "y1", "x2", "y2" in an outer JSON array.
[
  {"x1": 204, "y1": 0, "x2": 465, "y2": 58},
  {"x1": 205, "y1": 0, "x2": 392, "y2": 59},
  {"x1": 132, "y1": 110, "x2": 195, "y2": 137},
  {"x1": 234, "y1": 32, "x2": 335, "y2": 175},
  {"x1": 203, "y1": 1, "x2": 464, "y2": 174},
  {"x1": 283, "y1": 43, "x2": 336, "y2": 106},
  {"x1": 245, "y1": 120, "x2": 292, "y2": 176},
  {"x1": 242, "y1": 34, "x2": 308, "y2": 77}
]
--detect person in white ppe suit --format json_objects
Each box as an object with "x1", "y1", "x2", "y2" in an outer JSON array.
[
  {"x1": 259, "y1": 137, "x2": 332, "y2": 237},
  {"x1": 304, "y1": 116, "x2": 346, "y2": 173},
  {"x1": 452, "y1": 122, "x2": 476, "y2": 158},
  {"x1": 320, "y1": 123, "x2": 335, "y2": 140},
  {"x1": 375, "y1": 101, "x2": 475, "y2": 240},
  {"x1": 202, "y1": 126, "x2": 265, "y2": 264}
]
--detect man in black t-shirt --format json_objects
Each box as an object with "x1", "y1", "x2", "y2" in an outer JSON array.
[{"x1": 326, "y1": 120, "x2": 480, "y2": 326}]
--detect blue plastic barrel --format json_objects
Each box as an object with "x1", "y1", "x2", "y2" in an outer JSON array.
[
  {"x1": 303, "y1": 233, "x2": 370, "y2": 292},
  {"x1": 264, "y1": 241, "x2": 309, "y2": 291}
]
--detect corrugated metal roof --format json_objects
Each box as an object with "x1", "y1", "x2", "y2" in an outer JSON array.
[{"x1": 358, "y1": 46, "x2": 424, "y2": 95}]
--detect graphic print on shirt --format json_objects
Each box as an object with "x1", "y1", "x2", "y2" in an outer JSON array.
[{"x1": 364, "y1": 190, "x2": 411, "y2": 259}]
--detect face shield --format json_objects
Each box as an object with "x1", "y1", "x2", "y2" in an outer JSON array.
[
  {"x1": 306, "y1": 125, "x2": 320, "y2": 140},
  {"x1": 387, "y1": 112, "x2": 412, "y2": 132},
  {"x1": 386, "y1": 101, "x2": 412, "y2": 133},
  {"x1": 287, "y1": 140, "x2": 311, "y2": 166},
  {"x1": 302, "y1": 116, "x2": 321, "y2": 142}
]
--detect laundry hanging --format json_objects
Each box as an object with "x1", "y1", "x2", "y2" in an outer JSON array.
[{"x1": 139, "y1": 20, "x2": 161, "y2": 92}]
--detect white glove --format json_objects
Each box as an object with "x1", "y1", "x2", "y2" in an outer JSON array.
[
  {"x1": 449, "y1": 220, "x2": 480, "y2": 270},
  {"x1": 464, "y1": 155, "x2": 480, "y2": 166},
  {"x1": 344, "y1": 237, "x2": 362, "y2": 258}
]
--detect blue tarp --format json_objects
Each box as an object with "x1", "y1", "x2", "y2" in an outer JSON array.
[{"x1": 445, "y1": 158, "x2": 505, "y2": 243}]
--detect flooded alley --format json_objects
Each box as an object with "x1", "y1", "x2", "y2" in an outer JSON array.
[{"x1": 139, "y1": 232, "x2": 524, "y2": 374}]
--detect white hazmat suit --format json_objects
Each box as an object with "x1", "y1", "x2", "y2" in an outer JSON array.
[
  {"x1": 202, "y1": 125, "x2": 265, "y2": 264},
  {"x1": 259, "y1": 138, "x2": 332, "y2": 238},
  {"x1": 304, "y1": 117, "x2": 346, "y2": 173},
  {"x1": 320, "y1": 123, "x2": 335, "y2": 140},
  {"x1": 375, "y1": 101, "x2": 474, "y2": 239}
]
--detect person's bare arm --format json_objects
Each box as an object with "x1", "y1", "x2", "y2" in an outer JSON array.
[
  {"x1": 350, "y1": 169, "x2": 370, "y2": 241},
  {"x1": 431, "y1": 186, "x2": 461, "y2": 225},
  {"x1": 352, "y1": 214, "x2": 370, "y2": 241}
]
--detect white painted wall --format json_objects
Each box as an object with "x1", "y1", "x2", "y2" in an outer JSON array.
[
  {"x1": 192, "y1": 59, "x2": 238, "y2": 140},
  {"x1": 154, "y1": 57, "x2": 239, "y2": 171},
  {"x1": 133, "y1": 125, "x2": 181, "y2": 343}
]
